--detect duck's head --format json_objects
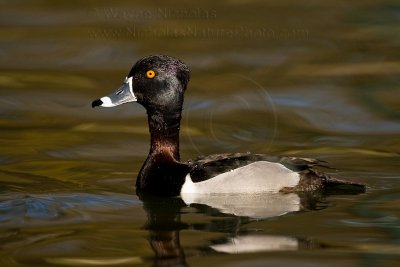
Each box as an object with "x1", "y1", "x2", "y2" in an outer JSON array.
[{"x1": 92, "y1": 55, "x2": 190, "y2": 113}]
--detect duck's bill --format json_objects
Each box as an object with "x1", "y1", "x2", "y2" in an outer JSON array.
[{"x1": 92, "y1": 77, "x2": 137, "y2": 108}]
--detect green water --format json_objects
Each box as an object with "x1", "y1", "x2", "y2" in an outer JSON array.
[{"x1": 0, "y1": 1, "x2": 399, "y2": 266}]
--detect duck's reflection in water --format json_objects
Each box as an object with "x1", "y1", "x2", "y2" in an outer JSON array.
[
  {"x1": 139, "y1": 191, "x2": 327, "y2": 266},
  {"x1": 182, "y1": 192, "x2": 302, "y2": 219},
  {"x1": 140, "y1": 194, "x2": 188, "y2": 267}
]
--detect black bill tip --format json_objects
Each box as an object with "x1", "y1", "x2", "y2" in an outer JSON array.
[{"x1": 91, "y1": 99, "x2": 103, "y2": 108}]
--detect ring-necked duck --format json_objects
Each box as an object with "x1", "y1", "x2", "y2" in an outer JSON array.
[{"x1": 92, "y1": 55, "x2": 365, "y2": 196}]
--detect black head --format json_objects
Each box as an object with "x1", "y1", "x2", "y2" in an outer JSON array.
[
  {"x1": 92, "y1": 55, "x2": 191, "y2": 196},
  {"x1": 92, "y1": 55, "x2": 190, "y2": 113}
]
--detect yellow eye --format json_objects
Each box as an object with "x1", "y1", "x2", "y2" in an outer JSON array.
[{"x1": 146, "y1": 70, "x2": 156, "y2": 79}]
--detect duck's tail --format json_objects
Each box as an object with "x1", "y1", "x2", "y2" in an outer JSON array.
[{"x1": 282, "y1": 168, "x2": 366, "y2": 194}]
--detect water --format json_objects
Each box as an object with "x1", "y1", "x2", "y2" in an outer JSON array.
[{"x1": 1, "y1": 1, "x2": 400, "y2": 266}]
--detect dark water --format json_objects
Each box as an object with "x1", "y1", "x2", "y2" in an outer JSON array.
[{"x1": 1, "y1": 1, "x2": 400, "y2": 266}]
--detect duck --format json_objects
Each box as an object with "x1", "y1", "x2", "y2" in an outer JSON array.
[{"x1": 92, "y1": 54, "x2": 365, "y2": 197}]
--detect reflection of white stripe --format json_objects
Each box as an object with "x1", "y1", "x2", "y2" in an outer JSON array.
[
  {"x1": 211, "y1": 235, "x2": 298, "y2": 254},
  {"x1": 181, "y1": 192, "x2": 300, "y2": 219},
  {"x1": 99, "y1": 96, "x2": 115, "y2": 107}
]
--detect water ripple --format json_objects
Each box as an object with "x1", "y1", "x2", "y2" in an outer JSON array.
[{"x1": 0, "y1": 193, "x2": 141, "y2": 228}]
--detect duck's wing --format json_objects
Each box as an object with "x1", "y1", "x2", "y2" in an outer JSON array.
[
  {"x1": 185, "y1": 152, "x2": 365, "y2": 193},
  {"x1": 186, "y1": 152, "x2": 323, "y2": 183}
]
